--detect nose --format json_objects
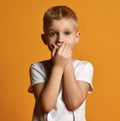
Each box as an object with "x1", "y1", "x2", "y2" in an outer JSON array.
[{"x1": 56, "y1": 34, "x2": 64, "y2": 46}]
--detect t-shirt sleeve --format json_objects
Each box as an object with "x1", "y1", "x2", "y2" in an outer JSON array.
[
  {"x1": 76, "y1": 62, "x2": 94, "y2": 93},
  {"x1": 29, "y1": 63, "x2": 46, "y2": 86}
]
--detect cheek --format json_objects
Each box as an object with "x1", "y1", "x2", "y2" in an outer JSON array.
[
  {"x1": 47, "y1": 41, "x2": 55, "y2": 51},
  {"x1": 47, "y1": 44, "x2": 53, "y2": 51},
  {"x1": 70, "y1": 43, "x2": 75, "y2": 49},
  {"x1": 66, "y1": 39, "x2": 76, "y2": 48}
]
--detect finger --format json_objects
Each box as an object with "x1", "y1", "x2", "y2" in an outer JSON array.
[
  {"x1": 64, "y1": 44, "x2": 71, "y2": 57},
  {"x1": 67, "y1": 47, "x2": 72, "y2": 58},
  {"x1": 51, "y1": 44, "x2": 58, "y2": 57},
  {"x1": 57, "y1": 43, "x2": 65, "y2": 54}
]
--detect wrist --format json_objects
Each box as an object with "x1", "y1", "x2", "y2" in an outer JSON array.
[
  {"x1": 52, "y1": 64, "x2": 64, "y2": 71},
  {"x1": 64, "y1": 59, "x2": 73, "y2": 70}
]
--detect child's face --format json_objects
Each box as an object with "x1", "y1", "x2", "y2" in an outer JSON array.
[{"x1": 43, "y1": 18, "x2": 80, "y2": 52}]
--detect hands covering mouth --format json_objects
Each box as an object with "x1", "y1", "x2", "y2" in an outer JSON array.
[
  {"x1": 51, "y1": 43, "x2": 62, "y2": 57},
  {"x1": 51, "y1": 43, "x2": 72, "y2": 68}
]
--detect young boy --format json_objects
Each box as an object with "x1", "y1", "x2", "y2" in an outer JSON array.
[{"x1": 29, "y1": 5, "x2": 94, "y2": 121}]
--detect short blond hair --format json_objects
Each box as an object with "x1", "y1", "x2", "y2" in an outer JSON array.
[{"x1": 43, "y1": 6, "x2": 78, "y2": 33}]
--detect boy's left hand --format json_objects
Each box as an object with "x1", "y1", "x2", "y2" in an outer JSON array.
[{"x1": 51, "y1": 43, "x2": 72, "y2": 68}]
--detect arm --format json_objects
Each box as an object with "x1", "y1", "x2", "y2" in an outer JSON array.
[
  {"x1": 32, "y1": 66, "x2": 63, "y2": 113},
  {"x1": 63, "y1": 60, "x2": 90, "y2": 110},
  {"x1": 39, "y1": 65, "x2": 63, "y2": 112},
  {"x1": 32, "y1": 44, "x2": 70, "y2": 113}
]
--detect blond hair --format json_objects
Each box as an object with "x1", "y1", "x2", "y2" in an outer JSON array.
[{"x1": 43, "y1": 6, "x2": 78, "y2": 33}]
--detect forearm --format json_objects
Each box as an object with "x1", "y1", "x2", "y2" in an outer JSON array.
[
  {"x1": 63, "y1": 60, "x2": 83, "y2": 110},
  {"x1": 39, "y1": 65, "x2": 63, "y2": 112}
]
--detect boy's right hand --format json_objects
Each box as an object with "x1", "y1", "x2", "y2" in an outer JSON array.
[{"x1": 51, "y1": 43, "x2": 72, "y2": 69}]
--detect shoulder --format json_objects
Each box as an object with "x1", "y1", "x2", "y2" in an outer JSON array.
[
  {"x1": 74, "y1": 60, "x2": 94, "y2": 92},
  {"x1": 30, "y1": 59, "x2": 51, "y2": 70},
  {"x1": 29, "y1": 59, "x2": 52, "y2": 79},
  {"x1": 73, "y1": 59, "x2": 94, "y2": 71}
]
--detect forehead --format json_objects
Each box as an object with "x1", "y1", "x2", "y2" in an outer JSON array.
[{"x1": 48, "y1": 18, "x2": 78, "y2": 31}]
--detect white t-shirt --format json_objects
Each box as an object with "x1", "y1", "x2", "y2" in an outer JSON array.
[{"x1": 29, "y1": 59, "x2": 94, "y2": 121}]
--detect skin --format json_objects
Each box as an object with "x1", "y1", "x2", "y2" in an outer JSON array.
[{"x1": 33, "y1": 18, "x2": 90, "y2": 113}]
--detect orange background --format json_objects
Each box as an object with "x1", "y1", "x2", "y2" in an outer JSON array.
[{"x1": 0, "y1": 0, "x2": 120, "y2": 121}]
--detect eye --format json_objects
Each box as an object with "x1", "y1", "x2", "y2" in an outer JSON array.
[
  {"x1": 49, "y1": 32, "x2": 57, "y2": 37},
  {"x1": 64, "y1": 31, "x2": 71, "y2": 35}
]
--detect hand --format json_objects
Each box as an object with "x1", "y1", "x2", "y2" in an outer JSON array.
[{"x1": 52, "y1": 43, "x2": 72, "y2": 69}]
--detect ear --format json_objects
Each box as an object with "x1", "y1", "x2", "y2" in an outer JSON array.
[
  {"x1": 75, "y1": 32, "x2": 80, "y2": 43},
  {"x1": 41, "y1": 34, "x2": 47, "y2": 45}
]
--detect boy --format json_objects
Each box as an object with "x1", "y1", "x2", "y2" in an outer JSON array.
[{"x1": 29, "y1": 5, "x2": 94, "y2": 121}]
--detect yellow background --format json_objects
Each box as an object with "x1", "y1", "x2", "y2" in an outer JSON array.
[{"x1": 0, "y1": 0, "x2": 120, "y2": 121}]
